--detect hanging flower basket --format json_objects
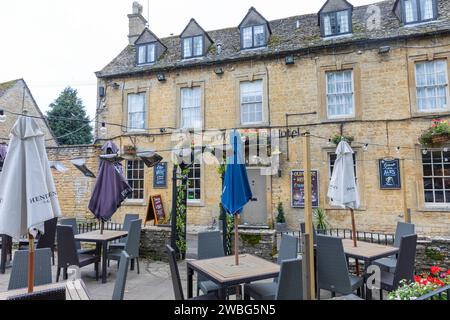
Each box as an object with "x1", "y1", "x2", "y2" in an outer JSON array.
[
  {"x1": 331, "y1": 134, "x2": 354, "y2": 146},
  {"x1": 419, "y1": 119, "x2": 450, "y2": 147},
  {"x1": 123, "y1": 145, "x2": 137, "y2": 155}
]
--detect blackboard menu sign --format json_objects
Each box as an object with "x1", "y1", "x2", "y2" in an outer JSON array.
[
  {"x1": 379, "y1": 159, "x2": 401, "y2": 190},
  {"x1": 153, "y1": 162, "x2": 167, "y2": 188},
  {"x1": 291, "y1": 170, "x2": 320, "y2": 208},
  {"x1": 145, "y1": 194, "x2": 166, "y2": 225}
]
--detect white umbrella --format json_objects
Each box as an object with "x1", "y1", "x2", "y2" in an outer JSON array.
[
  {"x1": 0, "y1": 116, "x2": 61, "y2": 292},
  {"x1": 327, "y1": 140, "x2": 360, "y2": 247}
]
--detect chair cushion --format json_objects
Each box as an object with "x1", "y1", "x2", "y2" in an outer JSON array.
[
  {"x1": 199, "y1": 280, "x2": 219, "y2": 294},
  {"x1": 78, "y1": 254, "x2": 100, "y2": 267},
  {"x1": 349, "y1": 275, "x2": 364, "y2": 291},
  {"x1": 380, "y1": 271, "x2": 395, "y2": 291},
  {"x1": 373, "y1": 257, "x2": 397, "y2": 272},
  {"x1": 244, "y1": 282, "x2": 277, "y2": 300},
  {"x1": 107, "y1": 249, "x2": 124, "y2": 261}
]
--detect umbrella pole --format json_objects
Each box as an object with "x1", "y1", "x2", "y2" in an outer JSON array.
[
  {"x1": 100, "y1": 220, "x2": 104, "y2": 235},
  {"x1": 350, "y1": 208, "x2": 357, "y2": 247},
  {"x1": 234, "y1": 214, "x2": 239, "y2": 266},
  {"x1": 27, "y1": 233, "x2": 35, "y2": 293}
]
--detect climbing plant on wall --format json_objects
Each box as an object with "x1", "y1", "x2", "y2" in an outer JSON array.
[{"x1": 175, "y1": 166, "x2": 189, "y2": 257}]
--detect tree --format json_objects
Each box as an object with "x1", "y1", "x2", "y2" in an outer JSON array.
[{"x1": 47, "y1": 87, "x2": 93, "y2": 145}]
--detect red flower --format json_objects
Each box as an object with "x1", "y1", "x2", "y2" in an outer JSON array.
[
  {"x1": 431, "y1": 266, "x2": 441, "y2": 275},
  {"x1": 447, "y1": 270, "x2": 450, "y2": 276},
  {"x1": 414, "y1": 276, "x2": 422, "y2": 283}
]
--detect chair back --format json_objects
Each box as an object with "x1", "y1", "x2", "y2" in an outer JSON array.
[
  {"x1": 166, "y1": 245, "x2": 184, "y2": 300},
  {"x1": 316, "y1": 235, "x2": 352, "y2": 294},
  {"x1": 8, "y1": 248, "x2": 52, "y2": 290},
  {"x1": 56, "y1": 225, "x2": 80, "y2": 268},
  {"x1": 393, "y1": 234, "x2": 418, "y2": 289},
  {"x1": 278, "y1": 234, "x2": 298, "y2": 264},
  {"x1": 37, "y1": 217, "x2": 58, "y2": 251},
  {"x1": 120, "y1": 214, "x2": 140, "y2": 243},
  {"x1": 393, "y1": 222, "x2": 415, "y2": 248},
  {"x1": 124, "y1": 219, "x2": 142, "y2": 258},
  {"x1": 276, "y1": 258, "x2": 303, "y2": 300},
  {"x1": 112, "y1": 251, "x2": 131, "y2": 300},
  {"x1": 300, "y1": 222, "x2": 317, "y2": 245},
  {"x1": 198, "y1": 231, "x2": 224, "y2": 259},
  {"x1": 59, "y1": 218, "x2": 81, "y2": 250}
]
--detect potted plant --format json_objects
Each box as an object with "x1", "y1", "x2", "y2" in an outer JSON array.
[
  {"x1": 124, "y1": 145, "x2": 137, "y2": 155},
  {"x1": 313, "y1": 207, "x2": 330, "y2": 233},
  {"x1": 275, "y1": 202, "x2": 287, "y2": 232},
  {"x1": 331, "y1": 134, "x2": 354, "y2": 146},
  {"x1": 419, "y1": 119, "x2": 450, "y2": 146}
]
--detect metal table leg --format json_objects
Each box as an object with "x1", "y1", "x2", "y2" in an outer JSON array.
[
  {"x1": 101, "y1": 241, "x2": 108, "y2": 284},
  {"x1": 187, "y1": 266, "x2": 194, "y2": 299}
]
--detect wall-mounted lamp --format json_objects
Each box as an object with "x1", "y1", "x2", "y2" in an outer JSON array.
[
  {"x1": 157, "y1": 73, "x2": 166, "y2": 82},
  {"x1": 160, "y1": 128, "x2": 167, "y2": 133},
  {"x1": 0, "y1": 109, "x2": 6, "y2": 123},
  {"x1": 379, "y1": 46, "x2": 391, "y2": 54},
  {"x1": 100, "y1": 122, "x2": 107, "y2": 135},
  {"x1": 278, "y1": 169, "x2": 282, "y2": 178},
  {"x1": 111, "y1": 82, "x2": 121, "y2": 90},
  {"x1": 214, "y1": 67, "x2": 224, "y2": 75},
  {"x1": 285, "y1": 55, "x2": 295, "y2": 65},
  {"x1": 98, "y1": 86, "x2": 105, "y2": 97}
]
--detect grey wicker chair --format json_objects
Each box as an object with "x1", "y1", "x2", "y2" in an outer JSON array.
[
  {"x1": 107, "y1": 219, "x2": 141, "y2": 274},
  {"x1": 373, "y1": 222, "x2": 415, "y2": 272},
  {"x1": 59, "y1": 218, "x2": 95, "y2": 255},
  {"x1": 8, "y1": 248, "x2": 53, "y2": 290},
  {"x1": 316, "y1": 234, "x2": 364, "y2": 299},
  {"x1": 379, "y1": 234, "x2": 418, "y2": 300},
  {"x1": 166, "y1": 244, "x2": 217, "y2": 301},
  {"x1": 244, "y1": 234, "x2": 299, "y2": 299},
  {"x1": 56, "y1": 225, "x2": 100, "y2": 282},
  {"x1": 244, "y1": 258, "x2": 303, "y2": 300},
  {"x1": 109, "y1": 214, "x2": 140, "y2": 251},
  {"x1": 112, "y1": 251, "x2": 131, "y2": 300},
  {"x1": 197, "y1": 231, "x2": 224, "y2": 296}
]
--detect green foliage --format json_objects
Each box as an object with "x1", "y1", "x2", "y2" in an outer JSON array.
[
  {"x1": 331, "y1": 134, "x2": 354, "y2": 146},
  {"x1": 419, "y1": 119, "x2": 450, "y2": 146},
  {"x1": 240, "y1": 234, "x2": 262, "y2": 247},
  {"x1": 276, "y1": 202, "x2": 286, "y2": 224},
  {"x1": 46, "y1": 87, "x2": 93, "y2": 145},
  {"x1": 175, "y1": 166, "x2": 190, "y2": 256},
  {"x1": 313, "y1": 208, "x2": 330, "y2": 232}
]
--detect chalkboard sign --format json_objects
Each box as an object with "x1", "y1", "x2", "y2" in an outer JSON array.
[
  {"x1": 153, "y1": 162, "x2": 167, "y2": 188},
  {"x1": 379, "y1": 159, "x2": 401, "y2": 190},
  {"x1": 291, "y1": 170, "x2": 320, "y2": 208},
  {"x1": 145, "y1": 194, "x2": 166, "y2": 225}
]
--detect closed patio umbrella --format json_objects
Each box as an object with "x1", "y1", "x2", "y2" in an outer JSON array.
[
  {"x1": 0, "y1": 116, "x2": 61, "y2": 292},
  {"x1": 221, "y1": 130, "x2": 253, "y2": 265},
  {"x1": 327, "y1": 140, "x2": 360, "y2": 247},
  {"x1": 88, "y1": 141, "x2": 132, "y2": 233}
]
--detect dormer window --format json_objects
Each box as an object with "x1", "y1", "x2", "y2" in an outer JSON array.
[
  {"x1": 137, "y1": 43, "x2": 156, "y2": 65},
  {"x1": 242, "y1": 25, "x2": 266, "y2": 49},
  {"x1": 322, "y1": 10, "x2": 351, "y2": 37},
  {"x1": 183, "y1": 36, "x2": 204, "y2": 59},
  {"x1": 402, "y1": 0, "x2": 437, "y2": 24}
]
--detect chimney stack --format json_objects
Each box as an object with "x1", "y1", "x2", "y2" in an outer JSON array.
[{"x1": 128, "y1": 2, "x2": 147, "y2": 45}]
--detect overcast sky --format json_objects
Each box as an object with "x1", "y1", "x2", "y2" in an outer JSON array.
[{"x1": 0, "y1": 0, "x2": 377, "y2": 120}]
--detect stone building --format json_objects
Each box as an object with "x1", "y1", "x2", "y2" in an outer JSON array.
[
  {"x1": 64, "y1": 0, "x2": 450, "y2": 236},
  {"x1": 0, "y1": 79, "x2": 57, "y2": 152}
]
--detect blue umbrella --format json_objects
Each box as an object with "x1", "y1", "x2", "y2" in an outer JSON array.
[{"x1": 221, "y1": 130, "x2": 252, "y2": 265}]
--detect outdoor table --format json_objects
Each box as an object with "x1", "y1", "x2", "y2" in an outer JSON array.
[
  {"x1": 0, "y1": 234, "x2": 12, "y2": 274},
  {"x1": 0, "y1": 280, "x2": 91, "y2": 300},
  {"x1": 187, "y1": 254, "x2": 280, "y2": 300},
  {"x1": 342, "y1": 239, "x2": 398, "y2": 299},
  {"x1": 75, "y1": 230, "x2": 128, "y2": 284}
]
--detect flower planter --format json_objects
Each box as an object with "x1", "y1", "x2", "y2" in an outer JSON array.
[{"x1": 431, "y1": 133, "x2": 450, "y2": 144}]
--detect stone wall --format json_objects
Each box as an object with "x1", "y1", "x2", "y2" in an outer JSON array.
[
  {"x1": 232, "y1": 229, "x2": 277, "y2": 262},
  {"x1": 415, "y1": 237, "x2": 450, "y2": 273},
  {"x1": 139, "y1": 226, "x2": 172, "y2": 262}
]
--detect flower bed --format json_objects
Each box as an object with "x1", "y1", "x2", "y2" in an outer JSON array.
[{"x1": 388, "y1": 267, "x2": 450, "y2": 300}]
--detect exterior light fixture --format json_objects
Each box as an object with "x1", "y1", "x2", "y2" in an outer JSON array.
[
  {"x1": 111, "y1": 83, "x2": 121, "y2": 90},
  {"x1": 285, "y1": 55, "x2": 295, "y2": 65},
  {"x1": 99, "y1": 86, "x2": 105, "y2": 97},
  {"x1": 0, "y1": 109, "x2": 6, "y2": 123},
  {"x1": 214, "y1": 67, "x2": 224, "y2": 75},
  {"x1": 422, "y1": 149, "x2": 428, "y2": 155},
  {"x1": 160, "y1": 128, "x2": 167, "y2": 133},
  {"x1": 100, "y1": 122, "x2": 107, "y2": 135},
  {"x1": 363, "y1": 144, "x2": 369, "y2": 151},
  {"x1": 157, "y1": 73, "x2": 166, "y2": 82},
  {"x1": 379, "y1": 46, "x2": 391, "y2": 54},
  {"x1": 396, "y1": 146, "x2": 401, "y2": 154}
]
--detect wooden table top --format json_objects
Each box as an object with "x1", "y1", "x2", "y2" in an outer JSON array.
[
  {"x1": 188, "y1": 254, "x2": 280, "y2": 285},
  {"x1": 0, "y1": 280, "x2": 90, "y2": 300},
  {"x1": 342, "y1": 239, "x2": 398, "y2": 261},
  {"x1": 75, "y1": 230, "x2": 128, "y2": 242}
]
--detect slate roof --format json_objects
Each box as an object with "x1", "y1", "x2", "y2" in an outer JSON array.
[{"x1": 96, "y1": 0, "x2": 450, "y2": 79}]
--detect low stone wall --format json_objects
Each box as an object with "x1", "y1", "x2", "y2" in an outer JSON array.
[
  {"x1": 139, "y1": 226, "x2": 171, "y2": 262},
  {"x1": 232, "y1": 229, "x2": 277, "y2": 262},
  {"x1": 415, "y1": 237, "x2": 450, "y2": 273}
]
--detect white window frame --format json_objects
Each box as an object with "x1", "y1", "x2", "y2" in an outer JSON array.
[
  {"x1": 403, "y1": 0, "x2": 437, "y2": 24},
  {"x1": 322, "y1": 10, "x2": 352, "y2": 37},
  {"x1": 127, "y1": 93, "x2": 146, "y2": 132},
  {"x1": 240, "y1": 80, "x2": 264, "y2": 125},
  {"x1": 180, "y1": 87, "x2": 202, "y2": 129},
  {"x1": 182, "y1": 35, "x2": 204, "y2": 59},
  {"x1": 126, "y1": 160, "x2": 145, "y2": 202},
  {"x1": 137, "y1": 43, "x2": 156, "y2": 65},
  {"x1": 422, "y1": 149, "x2": 450, "y2": 207},
  {"x1": 326, "y1": 70, "x2": 355, "y2": 119},
  {"x1": 187, "y1": 155, "x2": 202, "y2": 204},
  {"x1": 415, "y1": 60, "x2": 449, "y2": 112},
  {"x1": 241, "y1": 25, "x2": 267, "y2": 50}
]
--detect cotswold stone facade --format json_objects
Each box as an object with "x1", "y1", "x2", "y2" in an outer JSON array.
[
  {"x1": 81, "y1": 0, "x2": 450, "y2": 236},
  {"x1": 0, "y1": 79, "x2": 57, "y2": 147}
]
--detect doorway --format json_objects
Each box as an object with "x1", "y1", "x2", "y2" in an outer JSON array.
[{"x1": 241, "y1": 168, "x2": 268, "y2": 226}]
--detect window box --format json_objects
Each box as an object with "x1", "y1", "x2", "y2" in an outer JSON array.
[{"x1": 419, "y1": 119, "x2": 450, "y2": 147}]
